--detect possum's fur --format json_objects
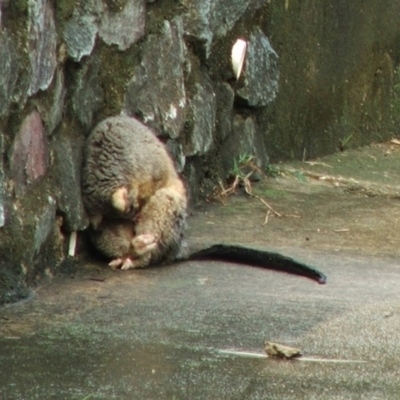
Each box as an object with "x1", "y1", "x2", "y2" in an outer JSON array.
[{"x1": 82, "y1": 115, "x2": 187, "y2": 268}]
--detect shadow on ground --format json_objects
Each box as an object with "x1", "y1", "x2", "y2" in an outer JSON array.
[{"x1": 1, "y1": 142, "x2": 400, "y2": 399}]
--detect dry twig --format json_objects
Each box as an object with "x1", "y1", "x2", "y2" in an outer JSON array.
[
  {"x1": 207, "y1": 155, "x2": 287, "y2": 220},
  {"x1": 243, "y1": 176, "x2": 282, "y2": 217}
]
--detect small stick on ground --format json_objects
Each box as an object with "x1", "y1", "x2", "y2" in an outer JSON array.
[
  {"x1": 220, "y1": 175, "x2": 240, "y2": 197},
  {"x1": 243, "y1": 175, "x2": 282, "y2": 217},
  {"x1": 263, "y1": 210, "x2": 271, "y2": 225}
]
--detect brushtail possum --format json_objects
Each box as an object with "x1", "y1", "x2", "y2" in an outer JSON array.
[{"x1": 82, "y1": 115, "x2": 326, "y2": 284}]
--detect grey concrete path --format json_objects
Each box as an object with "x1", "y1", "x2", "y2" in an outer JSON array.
[{"x1": 1, "y1": 142, "x2": 400, "y2": 399}]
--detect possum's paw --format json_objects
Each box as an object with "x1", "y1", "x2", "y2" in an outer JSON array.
[
  {"x1": 108, "y1": 257, "x2": 135, "y2": 270},
  {"x1": 131, "y1": 233, "x2": 158, "y2": 255}
]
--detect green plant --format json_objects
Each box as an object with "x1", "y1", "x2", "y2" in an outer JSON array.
[
  {"x1": 265, "y1": 164, "x2": 280, "y2": 177},
  {"x1": 339, "y1": 132, "x2": 354, "y2": 151},
  {"x1": 230, "y1": 153, "x2": 257, "y2": 178}
]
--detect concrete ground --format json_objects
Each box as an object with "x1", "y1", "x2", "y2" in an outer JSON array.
[{"x1": 1, "y1": 142, "x2": 400, "y2": 399}]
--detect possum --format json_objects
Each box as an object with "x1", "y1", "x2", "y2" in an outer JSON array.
[
  {"x1": 82, "y1": 115, "x2": 187, "y2": 269},
  {"x1": 82, "y1": 115, "x2": 326, "y2": 284},
  {"x1": 82, "y1": 115, "x2": 184, "y2": 229}
]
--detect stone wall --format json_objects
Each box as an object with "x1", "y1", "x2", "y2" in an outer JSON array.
[
  {"x1": 265, "y1": 1, "x2": 400, "y2": 160},
  {"x1": 0, "y1": 0, "x2": 399, "y2": 303}
]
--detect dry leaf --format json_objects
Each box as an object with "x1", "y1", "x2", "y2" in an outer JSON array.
[
  {"x1": 265, "y1": 342, "x2": 301, "y2": 359},
  {"x1": 231, "y1": 39, "x2": 247, "y2": 79}
]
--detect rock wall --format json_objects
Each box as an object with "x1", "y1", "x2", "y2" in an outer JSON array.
[
  {"x1": 0, "y1": 0, "x2": 399, "y2": 303},
  {"x1": 265, "y1": 1, "x2": 400, "y2": 160}
]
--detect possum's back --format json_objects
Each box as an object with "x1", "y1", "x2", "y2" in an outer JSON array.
[
  {"x1": 82, "y1": 115, "x2": 178, "y2": 217},
  {"x1": 84, "y1": 115, "x2": 174, "y2": 183},
  {"x1": 84, "y1": 115, "x2": 179, "y2": 190}
]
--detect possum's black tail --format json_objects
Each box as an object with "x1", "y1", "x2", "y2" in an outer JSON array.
[{"x1": 188, "y1": 244, "x2": 327, "y2": 284}]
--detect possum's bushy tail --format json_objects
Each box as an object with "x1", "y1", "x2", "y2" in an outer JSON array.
[{"x1": 188, "y1": 244, "x2": 327, "y2": 284}]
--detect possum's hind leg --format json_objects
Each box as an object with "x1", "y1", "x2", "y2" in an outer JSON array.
[
  {"x1": 88, "y1": 206, "x2": 166, "y2": 271},
  {"x1": 89, "y1": 219, "x2": 140, "y2": 270},
  {"x1": 118, "y1": 233, "x2": 158, "y2": 269},
  {"x1": 128, "y1": 180, "x2": 187, "y2": 268},
  {"x1": 106, "y1": 232, "x2": 156, "y2": 270}
]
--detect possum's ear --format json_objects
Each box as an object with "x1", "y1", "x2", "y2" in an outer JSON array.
[
  {"x1": 111, "y1": 187, "x2": 130, "y2": 212},
  {"x1": 111, "y1": 186, "x2": 140, "y2": 214}
]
